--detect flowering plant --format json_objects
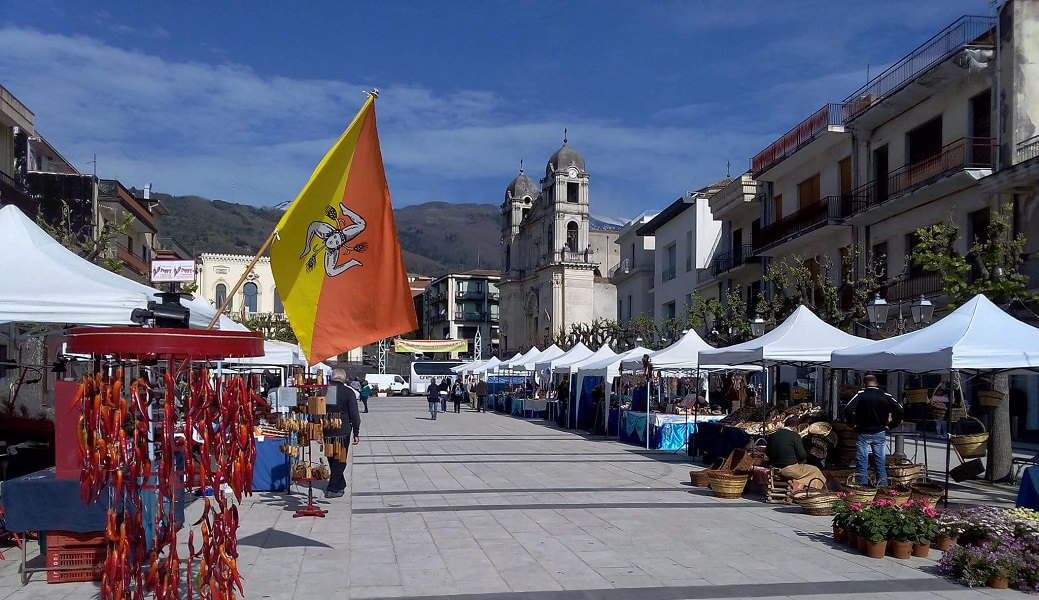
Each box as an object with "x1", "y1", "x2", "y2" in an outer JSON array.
[
  {"x1": 936, "y1": 507, "x2": 1039, "y2": 591},
  {"x1": 855, "y1": 500, "x2": 899, "y2": 543},
  {"x1": 938, "y1": 539, "x2": 1025, "y2": 587},
  {"x1": 831, "y1": 492, "x2": 852, "y2": 529},
  {"x1": 899, "y1": 498, "x2": 939, "y2": 544}
]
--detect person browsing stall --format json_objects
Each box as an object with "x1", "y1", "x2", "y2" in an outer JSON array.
[
  {"x1": 326, "y1": 369, "x2": 361, "y2": 499},
  {"x1": 844, "y1": 374, "x2": 903, "y2": 486},
  {"x1": 766, "y1": 416, "x2": 827, "y2": 490}
]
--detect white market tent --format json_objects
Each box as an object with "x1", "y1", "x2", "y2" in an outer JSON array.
[
  {"x1": 451, "y1": 358, "x2": 486, "y2": 374},
  {"x1": 498, "y1": 346, "x2": 541, "y2": 372},
  {"x1": 579, "y1": 346, "x2": 654, "y2": 381},
  {"x1": 520, "y1": 344, "x2": 564, "y2": 371},
  {"x1": 230, "y1": 340, "x2": 306, "y2": 367},
  {"x1": 620, "y1": 329, "x2": 715, "y2": 372},
  {"x1": 831, "y1": 294, "x2": 1039, "y2": 373},
  {"x1": 536, "y1": 342, "x2": 592, "y2": 379},
  {"x1": 698, "y1": 305, "x2": 868, "y2": 366},
  {"x1": 0, "y1": 205, "x2": 241, "y2": 330},
  {"x1": 471, "y1": 356, "x2": 504, "y2": 375},
  {"x1": 554, "y1": 344, "x2": 616, "y2": 376}
]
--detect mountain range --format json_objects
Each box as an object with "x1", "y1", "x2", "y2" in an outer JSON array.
[{"x1": 157, "y1": 195, "x2": 503, "y2": 277}]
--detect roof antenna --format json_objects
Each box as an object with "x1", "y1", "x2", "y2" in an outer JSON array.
[
  {"x1": 726, "y1": 160, "x2": 731, "y2": 178},
  {"x1": 563, "y1": 128, "x2": 568, "y2": 144},
  {"x1": 519, "y1": 159, "x2": 524, "y2": 174},
  {"x1": 866, "y1": 63, "x2": 870, "y2": 84}
]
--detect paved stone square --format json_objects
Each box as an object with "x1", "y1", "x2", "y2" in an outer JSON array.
[{"x1": 0, "y1": 396, "x2": 1019, "y2": 599}]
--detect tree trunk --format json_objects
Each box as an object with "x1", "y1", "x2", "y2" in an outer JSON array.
[{"x1": 986, "y1": 373, "x2": 1013, "y2": 482}]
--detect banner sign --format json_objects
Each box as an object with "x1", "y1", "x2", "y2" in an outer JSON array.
[
  {"x1": 150, "y1": 260, "x2": 197, "y2": 283},
  {"x1": 394, "y1": 339, "x2": 468, "y2": 353}
]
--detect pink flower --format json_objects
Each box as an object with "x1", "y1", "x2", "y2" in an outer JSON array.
[
  {"x1": 924, "y1": 508, "x2": 938, "y2": 518},
  {"x1": 849, "y1": 502, "x2": 863, "y2": 511},
  {"x1": 874, "y1": 499, "x2": 896, "y2": 507},
  {"x1": 889, "y1": 489, "x2": 902, "y2": 496}
]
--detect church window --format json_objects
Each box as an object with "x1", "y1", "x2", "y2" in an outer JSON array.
[
  {"x1": 244, "y1": 282, "x2": 258, "y2": 313},
  {"x1": 273, "y1": 289, "x2": 284, "y2": 314},
  {"x1": 566, "y1": 222, "x2": 579, "y2": 252},
  {"x1": 215, "y1": 283, "x2": 227, "y2": 309},
  {"x1": 522, "y1": 208, "x2": 530, "y2": 222},
  {"x1": 567, "y1": 182, "x2": 579, "y2": 203}
]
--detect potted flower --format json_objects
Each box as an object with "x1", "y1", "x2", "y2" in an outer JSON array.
[
  {"x1": 885, "y1": 501, "x2": 917, "y2": 559},
  {"x1": 831, "y1": 492, "x2": 852, "y2": 544},
  {"x1": 856, "y1": 502, "x2": 893, "y2": 559},
  {"x1": 938, "y1": 539, "x2": 1023, "y2": 589},
  {"x1": 933, "y1": 512, "x2": 962, "y2": 551},
  {"x1": 844, "y1": 501, "x2": 866, "y2": 548}
]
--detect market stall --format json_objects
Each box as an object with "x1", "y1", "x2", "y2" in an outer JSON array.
[
  {"x1": 553, "y1": 345, "x2": 616, "y2": 428},
  {"x1": 831, "y1": 294, "x2": 1039, "y2": 503},
  {"x1": 575, "y1": 345, "x2": 652, "y2": 437}
]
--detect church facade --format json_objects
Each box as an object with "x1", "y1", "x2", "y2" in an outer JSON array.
[{"x1": 498, "y1": 143, "x2": 621, "y2": 352}]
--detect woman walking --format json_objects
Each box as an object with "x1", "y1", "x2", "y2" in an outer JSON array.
[
  {"x1": 359, "y1": 379, "x2": 372, "y2": 413},
  {"x1": 439, "y1": 376, "x2": 450, "y2": 413},
  {"x1": 452, "y1": 377, "x2": 464, "y2": 413}
]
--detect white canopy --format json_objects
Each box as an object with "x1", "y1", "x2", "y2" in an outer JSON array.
[
  {"x1": 699, "y1": 305, "x2": 868, "y2": 366},
  {"x1": 0, "y1": 205, "x2": 240, "y2": 330},
  {"x1": 620, "y1": 329, "x2": 715, "y2": 372},
  {"x1": 499, "y1": 346, "x2": 541, "y2": 371},
  {"x1": 471, "y1": 356, "x2": 503, "y2": 374},
  {"x1": 451, "y1": 358, "x2": 486, "y2": 373},
  {"x1": 578, "y1": 346, "x2": 653, "y2": 381},
  {"x1": 537, "y1": 342, "x2": 592, "y2": 377},
  {"x1": 831, "y1": 294, "x2": 1039, "y2": 373},
  {"x1": 520, "y1": 344, "x2": 564, "y2": 371},
  {"x1": 230, "y1": 340, "x2": 305, "y2": 367},
  {"x1": 555, "y1": 344, "x2": 617, "y2": 375}
]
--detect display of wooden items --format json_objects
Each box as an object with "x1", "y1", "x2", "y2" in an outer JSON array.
[{"x1": 75, "y1": 366, "x2": 259, "y2": 599}]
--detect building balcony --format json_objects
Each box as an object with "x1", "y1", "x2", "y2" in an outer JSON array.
[
  {"x1": 454, "y1": 310, "x2": 487, "y2": 321},
  {"x1": 882, "y1": 272, "x2": 943, "y2": 302},
  {"x1": 752, "y1": 103, "x2": 846, "y2": 178},
  {"x1": 843, "y1": 16, "x2": 995, "y2": 126},
  {"x1": 661, "y1": 267, "x2": 676, "y2": 282},
  {"x1": 456, "y1": 290, "x2": 485, "y2": 300},
  {"x1": 114, "y1": 243, "x2": 149, "y2": 276},
  {"x1": 709, "y1": 244, "x2": 760, "y2": 277},
  {"x1": 558, "y1": 248, "x2": 597, "y2": 265},
  {"x1": 753, "y1": 196, "x2": 850, "y2": 254},
  {"x1": 847, "y1": 137, "x2": 994, "y2": 221},
  {"x1": 1017, "y1": 135, "x2": 1039, "y2": 165},
  {"x1": 99, "y1": 179, "x2": 158, "y2": 232},
  {"x1": 0, "y1": 170, "x2": 36, "y2": 217}
]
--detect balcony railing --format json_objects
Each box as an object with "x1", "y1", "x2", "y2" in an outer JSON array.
[
  {"x1": 454, "y1": 310, "x2": 487, "y2": 321},
  {"x1": 752, "y1": 196, "x2": 849, "y2": 253},
  {"x1": 843, "y1": 16, "x2": 995, "y2": 122},
  {"x1": 559, "y1": 249, "x2": 595, "y2": 264},
  {"x1": 0, "y1": 170, "x2": 35, "y2": 216},
  {"x1": 456, "y1": 290, "x2": 485, "y2": 300},
  {"x1": 751, "y1": 103, "x2": 846, "y2": 177},
  {"x1": 710, "y1": 244, "x2": 758, "y2": 277},
  {"x1": 848, "y1": 137, "x2": 994, "y2": 217},
  {"x1": 661, "y1": 267, "x2": 676, "y2": 282},
  {"x1": 114, "y1": 243, "x2": 149, "y2": 276},
  {"x1": 608, "y1": 258, "x2": 630, "y2": 280},
  {"x1": 1017, "y1": 135, "x2": 1039, "y2": 164},
  {"x1": 882, "y1": 272, "x2": 943, "y2": 302}
]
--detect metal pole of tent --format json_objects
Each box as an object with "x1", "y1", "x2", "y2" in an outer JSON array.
[
  {"x1": 646, "y1": 377, "x2": 651, "y2": 450},
  {"x1": 943, "y1": 368, "x2": 955, "y2": 508}
]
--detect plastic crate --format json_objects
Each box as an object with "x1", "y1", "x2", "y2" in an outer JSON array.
[
  {"x1": 46, "y1": 530, "x2": 105, "y2": 548},
  {"x1": 46, "y1": 547, "x2": 106, "y2": 583}
]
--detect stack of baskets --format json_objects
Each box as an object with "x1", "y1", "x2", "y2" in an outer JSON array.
[
  {"x1": 951, "y1": 416, "x2": 989, "y2": 460},
  {"x1": 886, "y1": 459, "x2": 924, "y2": 487},
  {"x1": 832, "y1": 423, "x2": 857, "y2": 466}
]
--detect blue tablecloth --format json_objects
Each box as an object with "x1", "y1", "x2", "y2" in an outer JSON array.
[
  {"x1": 618, "y1": 412, "x2": 713, "y2": 451},
  {"x1": 608, "y1": 408, "x2": 620, "y2": 436},
  {"x1": 1, "y1": 468, "x2": 112, "y2": 533},
  {"x1": 252, "y1": 436, "x2": 291, "y2": 492},
  {"x1": 1017, "y1": 466, "x2": 1039, "y2": 510}
]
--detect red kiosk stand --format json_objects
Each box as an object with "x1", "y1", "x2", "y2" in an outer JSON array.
[{"x1": 60, "y1": 326, "x2": 263, "y2": 599}]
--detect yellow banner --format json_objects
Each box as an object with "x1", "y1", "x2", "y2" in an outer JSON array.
[{"x1": 394, "y1": 339, "x2": 468, "y2": 353}]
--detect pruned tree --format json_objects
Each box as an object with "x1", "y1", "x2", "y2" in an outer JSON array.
[
  {"x1": 685, "y1": 289, "x2": 753, "y2": 345},
  {"x1": 36, "y1": 199, "x2": 133, "y2": 273},
  {"x1": 239, "y1": 313, "x2": 299, "y2": 344},
  {"x1": 912, "y1": 202, "x2": 1034, "y2": 482}
]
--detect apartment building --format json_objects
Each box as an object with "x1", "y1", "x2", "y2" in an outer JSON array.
[
  {"x1": 701, "y1": 174, "x2": 762, "y2": 313},
  {"x1": 636, "y1": 180, "x2": 729, "y2": 328},
  {"x1": 423, "y1": 270, "x2": 501, "y2": 359},
  {"x1": 608, "y1": 211, "x2": 657, "y2": 326}
]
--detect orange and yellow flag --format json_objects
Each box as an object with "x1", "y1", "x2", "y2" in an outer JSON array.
[{"x1": 270, "y1": 94, "x2": 418, "y2": 364}]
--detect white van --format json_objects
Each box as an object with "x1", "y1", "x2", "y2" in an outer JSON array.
[{"x1": 365, "y1": 373, "x2": 408, "y2": 395}]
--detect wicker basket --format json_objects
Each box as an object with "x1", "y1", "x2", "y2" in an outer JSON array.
[
  {"x1": 931, "y1": 403, "x2": 965, "y2": 422},
  {"x1": 792, "y1": 478, "x2": 837, "y2": 516},
  {"x1": 904, "y1": 388, "x2": 930, "y2": 404},
  {"x1": 977, "y1": 390, "x2": 1005, "y2": 409},
  {"x1": 840, "y1": 474, "x2": 877, "y2": 503},
  {"x1": 886, "y1": 461, "x2": 924, "y2": 487},
  {"x1": 874, "y1": 485, "x2": 911, "y2": 506},
  {"x1": 707, "y1": 471, "x2": 749, "y2": 499},
  {"x1": 689, "y1": 469, "x2": 712, "y2": 487},
  {"x1": 909, "y1": 479, "x2": 945, "y2": 504},
  {"x1": 951, "y1": 416, "x2": 989, "y2": 459}
]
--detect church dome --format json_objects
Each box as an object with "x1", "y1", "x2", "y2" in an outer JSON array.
[
  {"x1": 505, "y1": 170, "x2": 539, "y2": 202},
  {"x1": 546, "y1": 144, "x2": 586, "y2": 178}
]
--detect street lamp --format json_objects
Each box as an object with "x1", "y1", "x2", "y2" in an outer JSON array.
[
  {"x1": 751, "y1": 315, "x2": 766, "y2": 337},
  {"x1": 910, "y1": 295, "x2": 934, "y2": 326},
  {"x1": 866, "y1": 293, "x2": 934, "y2": 334},
  {"x1": 866, "y1": 293, "x2": 890, "y2": 327}
]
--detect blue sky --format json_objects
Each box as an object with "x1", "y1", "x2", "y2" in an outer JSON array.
[{"x1": 1, "y1": 1, "x2": 993, "y2": 219}]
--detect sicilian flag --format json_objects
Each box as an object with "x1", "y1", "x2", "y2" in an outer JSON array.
[{"x1": 270, "y1": 93, "x2": 418, "y2": 364}]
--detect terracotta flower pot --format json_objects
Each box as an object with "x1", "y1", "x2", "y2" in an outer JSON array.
[
  {"x1": 857, "y1": 536, "x2": 868, "y2": 554},
  {"x1": 912, "y1": 542, "x2": 930, "y2": 558},
  {"x1": 889, "y1": 540, "x2": 913, "y2": 559},
  {"x1": 865, "y1": 539, "x2": 887, "y2": 559},
  {"x1": 933, "y1": 536, "x2": 956, "y2": 551},
  {"x1": 987, "y1": 576, "x2": 1009, "y2": 590},
  {"x1": 847, "y1": 530, "x2": 858, "y2": 547},
  {"x1": 833, "y1": 526, "x2": 848, "y2": 544}
]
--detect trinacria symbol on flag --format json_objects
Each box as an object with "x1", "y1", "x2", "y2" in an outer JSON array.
[{"x1": 299, "y1": 201, "x2": 369, "y2": 276}]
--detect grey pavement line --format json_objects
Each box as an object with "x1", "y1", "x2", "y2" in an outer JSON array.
[
  {"x1": 353, "y1": 486, "x2": 691, "y2": 497},
  {"x1": 353, "y1": 501, "x2": 775, "y2": 514},
  {"x1": 354, "y1": 458, "x2": 691, "y2": 465},
  {"x1": 359, "y1": 577, "x2": 962, "y2": 600},
  {"x1": 358, "y1": 452, "x2": 642, "y2": 458}
]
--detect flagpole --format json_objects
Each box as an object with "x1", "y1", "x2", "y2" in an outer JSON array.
[{"x1": 206, "y1": 228, "x2": 280, "y2": 329}]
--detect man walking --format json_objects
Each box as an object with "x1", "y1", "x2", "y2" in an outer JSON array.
[
  {"x1": 326, "y1": 369, "x2": 361, "y2": 499},
  {"x1": 844, "y1": 374, "x2": 903, "y2": 486},
  {"x1": 439, "y1": 376, "x2": 450, "y2": 413},
  {"x1": 426, "y1": 379, "x2": 440, "y2": 420},
  {"x1": 474, "y1": 378, "x2": 489, "y2": 412}
]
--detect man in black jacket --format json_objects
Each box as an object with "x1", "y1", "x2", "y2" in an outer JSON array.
[
  {"x1": 326, "y1": 369, "x2": 362, "y2": 498},
  {"x1": 844, "y1": 374, "x2": 903, "y2": 486}
]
